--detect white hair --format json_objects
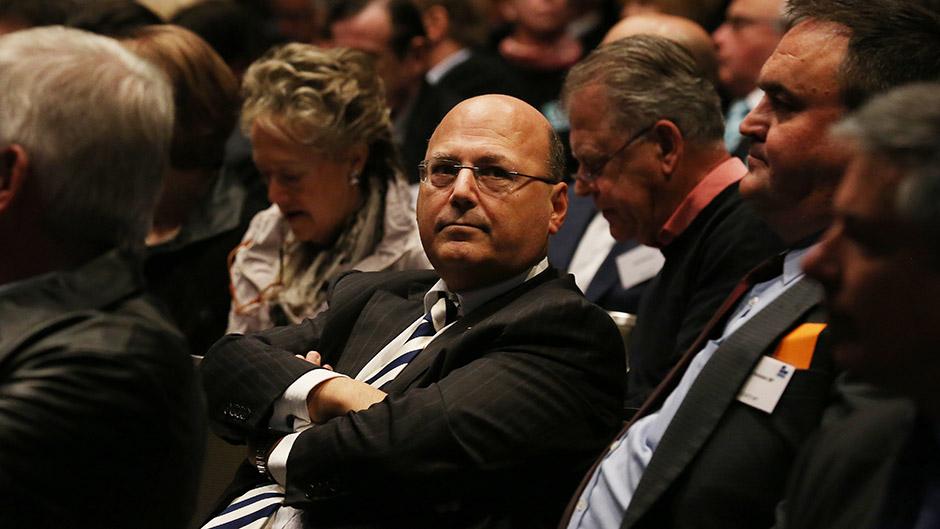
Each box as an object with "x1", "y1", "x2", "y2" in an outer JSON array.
[{"x1": 0, "y1": 26, "x2": 174, "y2": 254}]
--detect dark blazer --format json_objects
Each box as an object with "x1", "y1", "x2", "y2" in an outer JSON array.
[
  {"x1": 626, "y1": 181, "x2": 785, "y2": 406},
  {"x1": 0, "y1": 250, "x2": 205, "y2": 529},
  {"x1": 548, "y1": 189, "x2": 650, "y2": 314},
  {"x1": 435, "y1": 50, "x2": 528, "y2": 104},
  {"x1": 618, "y1": 277, "x2": 869, "y2": 529},
  {"x1": 779, "y1": 398, "x2": 919, "y2": 529},
  {"x1": 201, "y1": 267, "x2": 626, "y2": 529}
]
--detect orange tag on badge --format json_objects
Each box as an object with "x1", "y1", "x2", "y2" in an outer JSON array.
[{"x1": 771, "y1": 323, "x2": 826, "y2": 370}]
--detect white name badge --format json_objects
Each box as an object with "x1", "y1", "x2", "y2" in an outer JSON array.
[
  {"x1": 735, "y1": 356, "x2": 796, "y2": 414},
  {"x1": 616, "y1": 245, "x2": 665, "y2": 291}
]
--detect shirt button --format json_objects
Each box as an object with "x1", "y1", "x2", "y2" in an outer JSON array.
[
  {"x1": 609, "y1": 439, "x2": 621, "y2": 451},
  {"x1": 576, "y1": 499, "x2": 587, "y2": 512},
  {"x1": 748, "y1": 296, "x2": 759, "y2": 307}
]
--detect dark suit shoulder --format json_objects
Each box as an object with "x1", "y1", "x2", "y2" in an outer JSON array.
[
  {"x1": 780, "y1": 398, "x2": 915, "y2": 529},
  {"x1": 437, "y1": 50, "x2": 528, "y2": 101},
  {"x1": 628, "y1": 182, "x2": 785, "y2": 405},
  {"x1": 0, "y1": 251, "x2": 204, "y2": 529}
]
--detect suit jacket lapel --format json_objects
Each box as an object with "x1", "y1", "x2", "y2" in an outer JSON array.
[
  {"x1": 388, "y1": 268, "x2": 560, "y2": 391},
  {"x1": 337, "y1": 287, "x2": 425, "y2": 378},
  {"x1": 622, "y1": 276, "x2": 823, "y2": 528}
]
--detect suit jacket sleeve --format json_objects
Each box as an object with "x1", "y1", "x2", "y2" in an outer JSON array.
[
  {"x1": 201, "y1": 270, "x2": 626, "y2": 523},
  {"x1": 282, "y1": 275, "x2": 625, "y2": 519}
]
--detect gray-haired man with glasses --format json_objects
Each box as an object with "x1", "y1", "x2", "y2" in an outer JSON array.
[
  {"x1": 563, "y1": 35, "x2": 784, "y2": 408},
  {"x1": 200, "y1": 94, "x2": 626, "y2": 529}
]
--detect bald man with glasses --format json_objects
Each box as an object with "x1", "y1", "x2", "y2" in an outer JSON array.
[
  {"x1": 200, "y1": 94, "x2": 626, "y2": 529},
  {"x1": 563, "y1": 35, "x2": 784, "y2": 408}
]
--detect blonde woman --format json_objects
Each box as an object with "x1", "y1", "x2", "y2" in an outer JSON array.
[{"x1": 227, "y1": 45, "x2": 430, "y2": 333}]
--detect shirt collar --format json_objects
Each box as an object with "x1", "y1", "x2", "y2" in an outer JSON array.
[
  {"x1": 426, "y1": 48, "x2": 472, "y2": 86},
  {"x1": 424, "y1": 257, "x2": 549, "y2": 315},
  {"x1": 657, "y1": 157, "x2": 746, "y2": 247},
  {"x1": 782, "y1": 245, "x2": 813, "y2": 286}
]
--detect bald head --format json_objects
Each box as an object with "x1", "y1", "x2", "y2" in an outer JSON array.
[
  {"x1": 429, "y1": 95, "x2": 565, "y2": 184},
  {"x1": 417, "y1": 95, "x2": 568, "y2": 291},
  {"x1": 603, "y1": 13, "x2": 719, "y2": 86}
]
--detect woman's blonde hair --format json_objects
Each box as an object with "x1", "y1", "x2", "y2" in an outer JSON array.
[{"x1": 241, "y1": 44, "x2": 399, "y2": 178}]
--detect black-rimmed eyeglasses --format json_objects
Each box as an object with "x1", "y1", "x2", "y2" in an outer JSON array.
[
  {"x1": 418, "y1": 160, "x2": 556, "y2": 195},
  {"x1": 574, "y1": 124, "x2": 654, "y2": 187}
]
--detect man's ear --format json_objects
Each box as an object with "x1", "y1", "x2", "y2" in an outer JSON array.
[
  {"x1": 548, "y1": 181, "x2": 568, "y2": 235},
  {"x1": 650, "y1": 120, "x2": 683, "y2": 180},
  {"x1": 421, "y1": 5, "x2": 449, "y2": 44},
  {"x1": 0, "y1": 144, "x2": 28, "y2": 213}
]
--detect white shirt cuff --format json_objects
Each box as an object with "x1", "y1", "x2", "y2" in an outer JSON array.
[
  {"x1": 268, "y1": 431, "x2": 301, "y2": 485},
  {"x1": 269, "y1": 369, "x2": 348, "y2": 431}
]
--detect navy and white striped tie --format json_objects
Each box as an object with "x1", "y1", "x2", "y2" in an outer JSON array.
[
  {"x1": 202, "y1": 294, "x2": 460, "y2": 529},
  {"x1": 201, "y1": 483, "x2": 284, "y2": 529},
  {"x1": 364, "y1": 294, "x2": 459, "y2": 390}
]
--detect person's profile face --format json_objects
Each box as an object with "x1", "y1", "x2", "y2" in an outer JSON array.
[
  {"x1": 738, "y1": 20, "x2": 853, "y2": 238},
  {"x1": 415, "y1": 97, "x2": 565, "y2": 291},
  {"x1": 803, "y1": 153, "x2": 940, "y2": 392},
  {"x1": 567, "y1": 84, "x2": 663, "y2": 246},
  {"x1": 712, "y1": 0, "x2": 785, "y2": 100},
  {"x1": 328, "y1": 3, "x2": 414, "y2": 114}
]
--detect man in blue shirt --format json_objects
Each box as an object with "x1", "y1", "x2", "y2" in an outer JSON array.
[{"x1": 561, "y1": 1, "x2": 940, "y2": 528}]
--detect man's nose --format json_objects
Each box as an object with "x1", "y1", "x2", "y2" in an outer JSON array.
[
  {"x1": 739, "y1": 95, "x2": 769, "y2": 142},
  {"x1": 267, "y1": 178, "x2": 290, "y2": 205},
  {"x1": 449, "y1": 167, "x2": 480, "y2": 210}
]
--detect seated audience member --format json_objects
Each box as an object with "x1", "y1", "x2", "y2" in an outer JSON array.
[
  {"x1": 496, "y1": 0, "x2": 582, "y2": 113},
  {"x1": 66, "y1": 0, "x2": 163, "y2": 37},
  {"x1": 563, "y1": 35, "x2": 785, "y2": 406},
  {"x1": 414, "y1": 0, "x2": 527, "y2": 103},
  {"x1": 0, "y1": 26, "x2": 204, "y2": 528},
  {"x1": 199, "y1": 95, "x2": 626, "y2": 529},
  {"x1": 560, "y1": 1, "x2": 940, "y2": 528},
  {"x1": 327, "y1": 0, "x2": 455, "y2": 183},
  {"x1": 781, "y1": 82, "x2": 940, "y2": 529},
  {"x1": 119, "y1": 25, "x2": 263, "y2": 355},
  {"x1": 227, "y1": 44, "x2": 430, "y2": 334},
  {"x1": 712, "y1": 0, "x2": 787, "y2": 160},
  {"x1": 549, "y1": 12, "x2": 723, "y2": 316}
]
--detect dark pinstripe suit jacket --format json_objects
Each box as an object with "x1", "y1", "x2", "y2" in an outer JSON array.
[{"x1": 201, "y1": 267, "x2": 626, "y2": 529}]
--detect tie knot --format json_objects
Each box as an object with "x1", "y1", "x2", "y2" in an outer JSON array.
[{"x1": 430, "y1": 294, "x2": 459, "y2": 331}]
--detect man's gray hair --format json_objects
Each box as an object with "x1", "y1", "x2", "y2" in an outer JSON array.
[
  {"x1": 561, "y1": 34, "x2": 724, "y2": 145},
  {"x1": 0, "y1": 26, "x2": 173, "y2": 254},
  {"x1": 834, "y1": 82, "x2": 940, "y2": 256}
]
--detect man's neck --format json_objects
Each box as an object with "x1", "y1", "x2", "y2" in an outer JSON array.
[{"x1": 437, "y1": 257, "x2": 549, "y2": 314}]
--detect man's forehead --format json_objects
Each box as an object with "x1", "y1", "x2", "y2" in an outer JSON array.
[
  {"x1": 428, "y1": 98, "x2": 548, "y2": 158},
  {"x1": 759, "y1": 20, "x2": 848, "y2": 93}
]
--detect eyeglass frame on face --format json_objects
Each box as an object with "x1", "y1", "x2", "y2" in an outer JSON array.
[
  {"x1": 574, "y1": 123, "x2": 655, "y2": 187},
  {"x1": 417, "y1": 158, "x2": 557, "y2": 195}
]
